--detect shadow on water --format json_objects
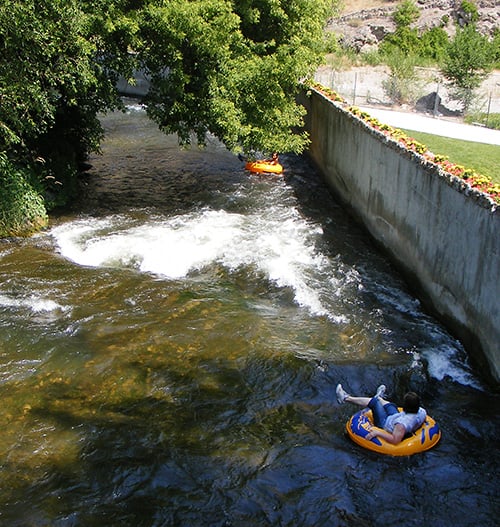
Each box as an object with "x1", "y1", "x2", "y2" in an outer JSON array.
[
  {"x1": 2, "y1": 340, "x2": 498, "y2": 527},
  {"x1": 281, "y1": 153, "x2": 485, "y2": 387},
  {"x1": 73, "y1": 105, "x2": 246, "y2": 217},
  {"x1": 0, "y1": 104, "x2": 499, "y2": 526}
]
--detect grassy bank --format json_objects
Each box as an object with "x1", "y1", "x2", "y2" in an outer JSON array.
[{"x1": 401, "y1": 130, "x2": 500, "y2": 185}]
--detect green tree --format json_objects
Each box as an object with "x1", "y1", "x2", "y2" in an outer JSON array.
[
  {"x1": 0, "y1": 0, "x2": 128, "y2": 156},
  {"x1": 441, "y1": 24, "x2": 494, "y2": 112},
  {"x1": 139, "y1": 0, "x2": 335, "y2": 155},
  {"x1": 0, "y1": 0, "x2": 131, "y2": 225}
]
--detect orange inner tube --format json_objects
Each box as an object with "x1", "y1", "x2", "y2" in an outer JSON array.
[{"x1": 245, "y1": 161, "x2": 284, "y2": 174}]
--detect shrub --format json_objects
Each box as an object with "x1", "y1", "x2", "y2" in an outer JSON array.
[
  {"x1": 458, "y1": 1, "x2": 479, "y2": 24},
  {"x1": 419, "y1": 27, "x2": 449, "y2": 61},
  {"x1": 379, "y1": 26, "x2": 420, "y2": 57},
  {"x1": 464, "y1": 112, "x2": 500, "y2": 130},
  {"x1": 381, "y1": 50, "x2": 421, "y2": 105},
  {"x1": 323, "y1": 31, "x2": 341, "y2": 55},
  {"x1": 393, "y1": 0, "x2": 420, "y2": 28},
  {"x1": 0, "y1": 154, "x2": 48, "y2": 237}
]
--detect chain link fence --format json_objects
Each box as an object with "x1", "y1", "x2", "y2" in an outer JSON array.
[{"x1": 314, "y1": 66, "x2": 500, "y2": 124}]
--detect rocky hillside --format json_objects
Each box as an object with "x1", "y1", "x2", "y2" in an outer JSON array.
[{"x1": 329, "y1": 0, "x2": 499, "y2": 53}]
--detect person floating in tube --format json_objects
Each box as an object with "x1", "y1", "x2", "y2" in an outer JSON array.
[
  {"x1": 336, "y1": 384, "x2": 426, "y2": 444},
  {"x1": 266, "y1": 152, "x2": 279, "y2": 165}
]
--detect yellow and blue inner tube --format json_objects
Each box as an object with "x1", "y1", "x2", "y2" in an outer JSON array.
[{"x1": 346, "y1": 408, "x2": 441, "y2": 456}]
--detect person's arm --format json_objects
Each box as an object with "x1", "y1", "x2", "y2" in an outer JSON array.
[{"x1": 366, "y1": 423, "x2": 406, "y2": 444}]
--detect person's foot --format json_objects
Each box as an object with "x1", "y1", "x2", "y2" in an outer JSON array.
[
  {"x1": 336, "y1": 383, "x2": 349, "y2": 404},
  {"x1": 375, "y1": 384, "x2": 386, "y2": 398}
]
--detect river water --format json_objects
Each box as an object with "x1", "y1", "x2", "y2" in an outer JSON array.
[{"x1": 0, "y1": 102, "x2": 498, "y2": 526}]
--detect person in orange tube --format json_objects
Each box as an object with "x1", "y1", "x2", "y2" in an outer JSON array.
[{"x1": 267, "y1": 152, "x2": 279, "y2": 165}]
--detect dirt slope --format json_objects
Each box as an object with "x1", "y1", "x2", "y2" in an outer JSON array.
[{"x1": 341, "y1": 1, "x2": 393, "y2": 14}]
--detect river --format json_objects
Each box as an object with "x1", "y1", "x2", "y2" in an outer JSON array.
[{"x1": 0, "y1": 102, "x2": 498, "y2": 526}]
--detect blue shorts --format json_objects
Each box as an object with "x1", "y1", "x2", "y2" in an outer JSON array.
[{"x1": 368, "y1": 397, "x2": 399, "y2": 429}]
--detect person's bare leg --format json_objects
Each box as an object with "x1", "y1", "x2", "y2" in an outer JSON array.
[
  {"x1": 344, "y1": 395, "x2": 371, "y2": 407},
  {"x1": 336, "y1": 384, "x2": 387, "y2": 406}
]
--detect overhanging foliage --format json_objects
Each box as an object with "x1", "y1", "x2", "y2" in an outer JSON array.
[{"x1": 0, "y1": 0, "x2": 338, "y2": 235}]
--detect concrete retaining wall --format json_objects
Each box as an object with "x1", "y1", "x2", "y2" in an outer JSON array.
[{"x1": 301, "y1": 88, "x2": 500, "y2": 384}]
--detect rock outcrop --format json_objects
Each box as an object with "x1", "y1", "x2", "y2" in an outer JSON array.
[{"x1": 328, "y1": 0, "x2": 499, "y2": 53}]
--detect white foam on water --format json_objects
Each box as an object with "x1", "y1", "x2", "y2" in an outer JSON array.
[
  {"x1": 29, "y1": 297, "x2": 65, "y2": 313},
  {"x1": 0, "y1": 293, "x2": 67, "y2": 314},
  {"x1": 125, "y1": 102, "x2": 146, "y2": 113},
  {"x1": 421, "y1": 344, "x2": 482, "y2": 389},
  {"x1": 48, "y1": 207, "x2": 480, "y2": 387},
  {"x1": 50, "y1": 208, "x2": 334, "y2": 319}
]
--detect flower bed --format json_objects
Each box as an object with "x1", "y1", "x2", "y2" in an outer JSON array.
[{"x1": 309, "y1": 83, "x2": 500, "y2": 205}]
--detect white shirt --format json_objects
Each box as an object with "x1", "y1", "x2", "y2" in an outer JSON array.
[{"x1": 385, "y1": 407, "x2": 427, "y2": 434}]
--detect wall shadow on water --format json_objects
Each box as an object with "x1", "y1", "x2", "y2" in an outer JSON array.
[{"x1": 281, "y1": 153, "x2": 469, "y2": 385}]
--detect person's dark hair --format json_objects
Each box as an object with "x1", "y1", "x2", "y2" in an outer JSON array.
[{"x1": 403, "y1": 392, "x2": 420, "y2": 413}]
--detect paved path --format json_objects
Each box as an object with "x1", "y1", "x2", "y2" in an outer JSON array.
[{"x1": 360, "y1": 107, "x2": 500, "y2": 146}]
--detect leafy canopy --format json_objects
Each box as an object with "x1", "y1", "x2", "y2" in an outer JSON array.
[
  {"x1": 0, "y1": 0, "x2": 126, "y2": 229},
  {"x1": 1, "y1": 0, "x2": 336, "y2": 162},
  {"x1": 0, "y1": 0, "x2": 127, "y2": 167},
  {"x1": 139, "y1": 0, "x2": 336, "y2": 154},
  {"x1": 1, "y1": 0, "x2": 337, "y2": 233}
]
